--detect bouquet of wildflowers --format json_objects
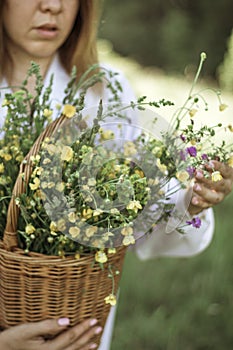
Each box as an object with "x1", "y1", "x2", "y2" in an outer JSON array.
[{"x1": 0, "y1": 53, "x2": 233, "y2": 305}]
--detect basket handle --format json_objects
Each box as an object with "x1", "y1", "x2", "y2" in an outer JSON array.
[{"x1": 3, "y1": 115, "x2": 68, "y2": 250}]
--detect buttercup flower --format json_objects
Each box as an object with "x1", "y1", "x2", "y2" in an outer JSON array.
[
  {"x1": 176, "y1": 170, "x2": 190, "y2": 182},
  {"x1": 61, "y1": 146, "x2": 74, "y2": 162},
  {"x1": 29, "y1": 177, "x2": 40, "y2": 191},
  {"x1": 95, "y1": 251, "x2": 108, "y2": 263},
  {"x1": 219, "y1": 103, "x2": 228, "y2": 112},
  {"x1": 43, "y1": 108, "x2": 53, "y2": 118},
  {"x1": 121, "y1": 226, "x2": 133, "y2": 236},
  {"x1": 227, "y1": 156, "x2": 233, "y2": 167},
  {"x1": 228, "y1": 124, "x2": 233, "y2": 132},
  {"x1": 122, "y1": 235, "x2": 135, "y2": 246},
  {"x1": 99, "y1": 128, "x2": 114, "y2": 141},
  {"x1": 85, "y1": 226, "x2": 98, "y2": 238},
  {"x1": 0, "y1": 163, "x2": 4, "y2": 173},
  {"x1": 68, "y1": 212, "x2": 77, "y2": 223},
  {"x1": 211, "y1": 171, "x2": 223, "y2": 182},
  {"x1": 126, "y1": 200, "x2": 142, "y2": 213},
  {"x1": 69, "y1": 226, "x2": 80, "y2": 238},
  {"x1": 104, "y1": 294, "x2": 117, "y2": 306},
  {"x1": 63, "y1": 104, "x2": 76, "y2": 118},
  {"x1": 25, "y1": 224, "x2": 36, "y2": 235},
  {"x1": 189, "y1": 109, "x2": 197, "y2": 118}
]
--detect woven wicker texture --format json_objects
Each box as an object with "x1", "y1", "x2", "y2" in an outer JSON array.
[{"x1": 0, "y1": 115, "x2": 126, "y2": 345}]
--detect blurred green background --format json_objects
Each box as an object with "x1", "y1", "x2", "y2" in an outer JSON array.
[
  {"x1": 98, "y1": 1, "x2": 233, "y2": 349},
  {"x1": 99, "y1": 0, "x2": 233, "y2": 92}
]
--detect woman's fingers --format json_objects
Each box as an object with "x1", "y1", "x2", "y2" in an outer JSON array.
[
  {"x1": 47, "y1": 319, "x2": 102, "y2": 350},
  {"x1": 193, "y1": 183, "x2": 225, "y2": 205},
  {"x1": 206, "y1": 160, "x2": 233, "y2": 180}
]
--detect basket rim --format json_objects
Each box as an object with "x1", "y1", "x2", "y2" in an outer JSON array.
[{"x1": 0, "y1": 240, "x2": 126, "y2": 266}]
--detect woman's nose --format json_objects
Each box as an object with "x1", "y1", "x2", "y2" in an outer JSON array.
[{"x1": 40, "y1": 0, "x2": 62, "y2": 14}]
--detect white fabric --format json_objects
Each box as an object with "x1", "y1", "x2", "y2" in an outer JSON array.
[{"x1": 0, "y1": 56, "x2": 214, "y2": 350}]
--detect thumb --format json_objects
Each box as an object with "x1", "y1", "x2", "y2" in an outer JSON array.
[{"x1": 22, "y1": 318, "x2": 70, "y2": 338}]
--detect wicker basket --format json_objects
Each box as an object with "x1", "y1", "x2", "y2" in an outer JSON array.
[{"x1": 0, "y1": 115, "x2": 126, "y2": 345}]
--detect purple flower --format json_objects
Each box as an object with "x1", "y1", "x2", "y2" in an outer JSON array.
[
  {"x1": 186, "y1": 166, "x2": 196, "y2": 178},
  {"x1": 179, "y1": 150, "x2": 186, "y2": 161},
  {"x1": 201, "y1": 153, "x2": 208, "y2": 160},
  {"x1": 186, "y1": 146, "x2": 197, "y2": 157},
  {"x1": 186, "y1": 217, "x2": 202, "y2": 228},
  {"x1": 180, "y1": 134, "x2": 186, "y2": 142}
]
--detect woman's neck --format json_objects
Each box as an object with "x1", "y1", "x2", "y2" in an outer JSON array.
[{"x1": 5, "y1": 54, "x2": 55, "y2": 96}]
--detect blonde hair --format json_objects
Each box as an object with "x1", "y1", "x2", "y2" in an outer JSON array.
[{"x1": 0, "y1": 0, "x2": 101, "y2": 81}]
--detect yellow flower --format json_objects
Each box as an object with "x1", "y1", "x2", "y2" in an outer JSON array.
[
  {"x1": 189, "y1": 109, "x2": 197, "y2": 118},
  {"x1": 95, "y1": 250, "x2": 108, "y2": 263},
  {"x1": 93, "y1": 208, "x2": 103, "y2": 217},
  {"x1": 0, "y1": 163, "x2": 4, "y2": 173},
  {"x1": 50, "y1": 221, "x2": 58, "y2": 231},
  {"x1": 29, "y1": 177, "x2": 40, "y2": 190},
  {"x1": 68, "y1": 212, "x2": 77, "y2": 223},
  {"x1": 2, "y1": 98, "x2": 9, "y2": 107},
  {"x1": 219, "y1": 103, "x2": 228, "y2": 111},
  {"x1": 47, "y1": 143, "x2": 58, "y2": 155},
  {"x1": 87, "y1": 178, "x2": 96, "y2": 186},
  {"x1": 42, "y1": 157, "x2": 51, "y2": 165},
  {"x1": 61, "y1": 146, "x2": 73, "y2": 162},
  {"x1": 228, "y1": 124, "x2": 233, "y2": 132},
  {"x1": 110, "y1": 208, "x2": 120, "y2": 215},
  {"x1": 104, "y1": 294, "x2": 117, "y2": 306},
  {"x1": 211, "y1": 171, "x2": 223, "y2": 182},
  {"x1": 157, "y1": 159, "x2": 168, "y2": 174},
  {"x1": 108, "y1": 248, "x2": 116, "y2": 254},
  {"x1": 85, "y1": 226, "x2": 98, "y2": 237},
  {"x1": 25, "y1": 224, "x2": 36, "y2": 235},
  {"x1": 63, "y1": 104, "x2": 76, "y2": 118},
  {"x1": 75, "y1": 253, "x2": 81, "y2": 260},
  {"x1": 32, "y1": 166, "x2": 43, "y2": 176},
  {"x1": 69, "y1": 226, "x2": 80, "y2": 238},
  {"x1": 176, "y1": 170, "x2": 189, "y2": 182},
  {"x1": 126, "y1": 200, "x2": 142, "y2": 213},
  {"x1": 123, "y1": 235, "x2": 135, "y2": 246},
  {"x1": 123, "y1": 141, "x2": 137, "y2": 156},
  {"x1": 227, "y1": 156, "x2": 233, "y2": 168},
  {"x1": 3, "y1": 154, "x2": 12, "y2": 161},
  {"x1": 56, "y1": 103, "x2": 62, "y2": 111},
  {"x1": 82, "y1": 208, "x2": 93, "y2": 219},
  {"x1": 99, "y1": 128, "x2": 115, "y2": 141},
  {"x1": 56, "y1": 218, "x2": 66, "y2": 231},
  {"x1": 30, "y1": 155, "x2": 41, "y2": 163},
  {"x1": 43, "y1": 108, "x2": 53, "y2": 118},
  {"x1": 121, "y1": 226, "x2": 133, "y2": 236},
  {"x1": 56, "y1": 182, "x2": 65, "y2": 192}
]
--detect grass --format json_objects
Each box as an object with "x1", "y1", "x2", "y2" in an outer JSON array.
[
  {"x1": 97, "y1": 41, "x2": 233, "y2": 349},
  {"x1": 111, "y1": 192, "x2": 233, "y2": 350}
]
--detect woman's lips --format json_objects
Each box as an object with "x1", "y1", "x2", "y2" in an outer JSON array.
[{"x1": 35, "y1": 25, "x2": 59, "y2": 39}]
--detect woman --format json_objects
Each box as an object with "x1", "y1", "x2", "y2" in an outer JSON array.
[{"x1": 0, "y1": 1, "x2": 232, "y2": 349}]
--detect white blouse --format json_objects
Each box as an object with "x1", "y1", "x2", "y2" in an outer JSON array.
[{"x1": 0, "y1": 55, "x2": 214, "y2": 350}]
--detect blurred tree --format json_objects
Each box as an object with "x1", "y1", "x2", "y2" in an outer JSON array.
[
  {"x1": 218, "y1": 29, "x2": 233, "y2": 92},
  {"x1": 99, "y1": 0, "x2": 233, "y2": 78}
]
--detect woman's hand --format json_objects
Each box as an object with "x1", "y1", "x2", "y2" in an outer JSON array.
[
  {"x1": 188, "y1": 161, "x2": 233, "y2": 216},
  {"x1": 0, "y1": 318, "x2": 102, "y2": 350}
]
